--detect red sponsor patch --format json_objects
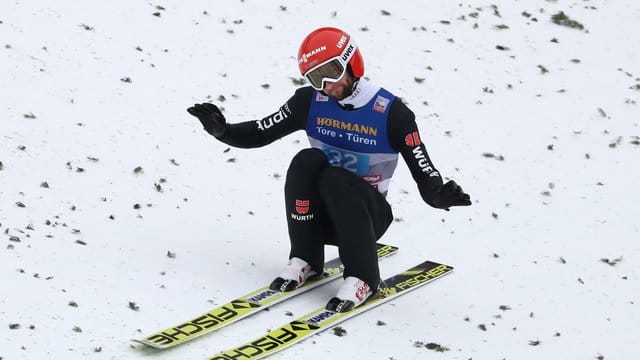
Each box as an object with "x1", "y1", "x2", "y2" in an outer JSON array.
[
  {"x1": 355, "y1": 283, "x2": 370, "y2": 301},
  {"x1": 404, "y1": 131, "x2": 421, "y2": 147},
  {"x1": 295, "y1": 199, "x2": 310, "y2": 215}
]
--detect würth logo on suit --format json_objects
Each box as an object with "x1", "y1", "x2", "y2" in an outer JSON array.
[
  {"x1": 291, "y1": 199, "x2": 314, "y2": 221},
  {"x1": 295, "y1": 199, "x2": 310, "y2": 214}
]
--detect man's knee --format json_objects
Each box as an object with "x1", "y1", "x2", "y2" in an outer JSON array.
[
  {"x1": 285, "y1": 148, "x2": 330, "y2": 194},
  {"x1": 287, "y1": 148, "x2": 329, "y2": 175},
  {"x1": 289, "y1": 148, "x2": 328, "y2": 169}
]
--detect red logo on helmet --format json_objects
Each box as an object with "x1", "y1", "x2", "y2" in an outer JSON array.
[
  {"x1": 295, "y1": 199, "x2": 310, "y2": 215},
  {"x1": 298, "y1": 46, "x2": 327, "y2": 64},
  {"x1": 405, "y1": 131, "x2": 421, "y2": 147}
]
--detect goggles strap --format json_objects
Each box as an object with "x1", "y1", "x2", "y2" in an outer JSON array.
[{"x1": 337, "y1": 37, "x2": 357, "y2": 64}]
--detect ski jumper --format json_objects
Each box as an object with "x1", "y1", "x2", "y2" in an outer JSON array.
[
  {"x1": 284, "y1": 88, "x2": 398, "y2": 288},
  {"x1": 214, "y1": 81, "x2": 444, "y2": 290}
]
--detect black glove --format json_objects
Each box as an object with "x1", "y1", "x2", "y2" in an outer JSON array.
[
  {"x1": 187, "y1": 103, "x2": 227, "y2": 137},
  {"x1": 427, "y1": 180, "x2": 471, "y2": 210}
]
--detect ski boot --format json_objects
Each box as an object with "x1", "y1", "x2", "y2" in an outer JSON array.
[
  {"x1": 269, "y1": 257, "x2": 318, "y2": 292},
  {"x1": 326, "y1": 276, "x2": 378, "y2": 313}
]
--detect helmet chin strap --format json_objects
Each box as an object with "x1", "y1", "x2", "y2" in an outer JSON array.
[
  {"x1": 346, "y1": 64, "x2": 359, "y2": 97},
  {"x1": 339, "y1": 79, "x2": 359, "y2": 110},
  {"x1": 349, "y1": 77, "x2": 360, "y2": 94},
  {"x1": 339, "y1": 77, "x2": 359, "y2": 100}
]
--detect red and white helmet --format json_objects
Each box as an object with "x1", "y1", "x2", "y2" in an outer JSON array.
[{"x1": 297, "y1": 27, "x2": 364, "y2": 90}]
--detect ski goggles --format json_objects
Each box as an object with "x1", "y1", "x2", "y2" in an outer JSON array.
[
  {"x1": 304, "y1": 57, "x2": 347, "y2": 91},
  {"x1": 302, "y1": 38, "x2": 357, "y2": 91}
]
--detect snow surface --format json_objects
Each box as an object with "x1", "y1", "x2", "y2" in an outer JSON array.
[{"x1": 1, "y1": 1, "x2": 639, "y2": 359}]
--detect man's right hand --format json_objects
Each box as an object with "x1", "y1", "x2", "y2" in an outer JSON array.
[{"x1": 187, "y1": 103, "x2": 227, "y2": 137}]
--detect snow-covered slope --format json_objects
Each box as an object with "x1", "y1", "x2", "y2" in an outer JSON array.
[{"x1": 1, "y1": 1, "x2": 638, "y2": 359}]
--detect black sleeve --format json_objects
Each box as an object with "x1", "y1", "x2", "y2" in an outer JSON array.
[
  {"x1": 387, "y1": 99, "x2": 444, "y2": 205},
  {"x1": 215, "y1": 87, "x2": 314, "y2": 148}
]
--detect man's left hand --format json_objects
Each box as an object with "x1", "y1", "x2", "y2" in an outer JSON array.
[{"x1": 428, "y1": 180, "x2": 471, "y2": 210}]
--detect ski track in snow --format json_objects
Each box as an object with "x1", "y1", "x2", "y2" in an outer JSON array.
[{"x1": 1, "y1": 1, "x2": 639, "y2": 359}]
